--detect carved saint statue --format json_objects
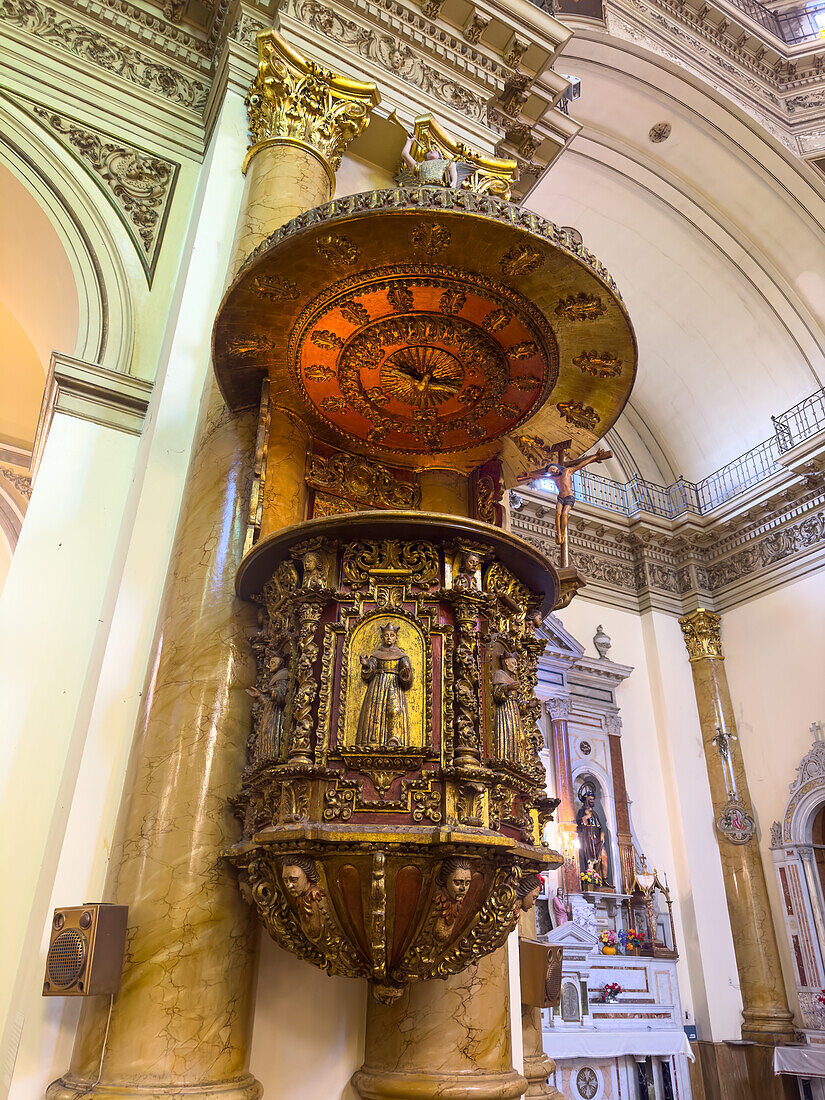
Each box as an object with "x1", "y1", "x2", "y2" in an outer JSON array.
[
  {"x1": 400, "y1": 131, "x2": 458, "y2": 188},
  {"x1": 576, "y1": 785, "x2": 613, "y2": 888},
  {"x1": 302, "y1": 550, "x2": 326, "y2": 591},
  {"x1": 281, "y1": 856, "x2": 326, "y2": 944},
  {"x1": 247, "y1": 655, "x2": 289, "y2": 762},
  {"x1": 431, "y1": 856, "x2": 473, "y2": 943},
  {"x1": 552, "y1": 887, "x2": 570, "y2": 926},
  {"x1": 453, "y1": 551, "x2": 481, "y2": 591},
  {"x1": 356, "y1": 622, "x2": 414, "y2": 749},
  {"x1": 491, "y1": 651, "x2": 522, "y2": 761}
]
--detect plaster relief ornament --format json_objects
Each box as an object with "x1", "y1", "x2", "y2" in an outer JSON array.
[
  {"x1": 453, "y1": 550, "x2": 482, "y2": 591},
  {"x1": 576, "y1": 784, "x2": 613, "y2": 888},
  {"x1": 247, "y1": 655, "x2": 289, "y2": 762},
  {"x1": 356, "y1": 622, "x2": 414, "y2": 748},
  {"x1": 492, "y1": 651, "x2": 523, "y2": 762}
]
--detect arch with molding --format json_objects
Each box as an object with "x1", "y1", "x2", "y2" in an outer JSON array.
[
  {"x1": 0, "y1": 93, "x2": 134, "y2": 380},
  {"x1": 771, "y1": 738, "x2": 825, "y2": 1030}
]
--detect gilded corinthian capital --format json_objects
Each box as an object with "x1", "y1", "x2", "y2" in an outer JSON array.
[
  {"x1": 244, "y1": 30, "x2": 380, "y2": 181},
  {"x1": 678, "y1": 608, "x2": 723, "y2": 661}
]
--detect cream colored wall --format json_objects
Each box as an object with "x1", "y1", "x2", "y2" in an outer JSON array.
[
  {"x1": 251, "y1": 940, "x2": 367, "y2": 1099},
  {"x1": 721, "y1": 570, "x2": 825, "y2": 1020},
  {"x1": 558, "y1": 598, "x2": 744, "y2": 1041}
]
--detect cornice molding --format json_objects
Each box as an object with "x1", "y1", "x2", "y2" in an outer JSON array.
[
  {"x1": 33, "y1": 353, "x2": 154, "y2": 472},
  {"x1": 511, "y1": 461, "x2": 825, "y2": 614}
]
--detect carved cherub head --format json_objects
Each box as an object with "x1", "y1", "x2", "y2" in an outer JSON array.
[
  {"x1": 436, "y1": 857, "x2": 473, "y2": 903},
  {"x1": 281, "y1": 856, "x2": 319, "y2": 899},
  {"x1": 516, "y1": 873, "x2": 543, "y2": 912},
  {"x1": 463, "y1": 551, "x2": 481, "y2": 574}
]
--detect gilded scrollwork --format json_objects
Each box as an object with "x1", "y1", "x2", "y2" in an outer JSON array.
[{"x1": 342, "y1": 539, "x2": 439, "y2": 587}]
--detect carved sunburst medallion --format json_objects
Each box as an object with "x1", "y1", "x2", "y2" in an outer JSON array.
[
  {"x1": 381, "y1": 346, "x2": 464, "y2": 409},
  {"x1": 290, "y1": 268, "x2": 558, "y2": 455}
]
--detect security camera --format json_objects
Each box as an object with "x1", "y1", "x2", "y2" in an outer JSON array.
[{"x1": 561, "y1": 75, "x2": 582, "y2": 101}]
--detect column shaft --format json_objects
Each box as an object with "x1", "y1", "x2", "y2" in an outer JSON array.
[
  {"x1": 258, "y1": 408, "x2": 310, "y2": 538},
  {"x1": 353, "y1": 946, "x2": 527, "y2": 1100},
  {"x1": 49, "y1": 387, "x2": 261, "y2": 1099},
  {"x1": 547, "y1": 700, "x2": 579, "y2": 896},
  {"x1": 679, "y1": 609, "x2": 794, "y2": 1044},
  {"x1": 419, "y1": 469, "x2": 471, "y2": 516}
]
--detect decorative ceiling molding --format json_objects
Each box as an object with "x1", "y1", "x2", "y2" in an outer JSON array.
[
  {"x1": 9, "y1": 95, "x2": 180, "y2": 284},
  {"x1": 0, "y1": 0, "x2": 210, "y2": 113}
]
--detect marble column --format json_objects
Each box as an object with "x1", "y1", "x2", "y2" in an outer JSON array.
[
  {"x1": 678, "y1": 609, "x2": 795, "y2": 1045},
  {"x1": 605, "y1": 715, "x2": 635, "y2": 894},
  {"x1": 519, "y1": 910, "x2": 562, "y2": 1100},
  {"x1": 353, "y1": 945, "x2": 528, "y2": 1100},
  {"x1": 47, "y1": 31, "x2": 378, "y2": 1100},
  {"x1": 419, "y1": 468, "x2": 472, "y2": 516},
  {"x1": 545, "y1": 697, "x2": 580, "y2": 897}
]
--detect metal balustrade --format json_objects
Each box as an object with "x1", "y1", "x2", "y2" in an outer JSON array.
[{"x1": 525, "y1": 386, "x2": 825, "y2": 521}]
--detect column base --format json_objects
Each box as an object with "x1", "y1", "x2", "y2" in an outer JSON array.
[
  {"x1": 741, "y1": 1008, "x2": 797, "y2": 1045},
  {"x1": 46, "y1": 1074, "x2": 263, "y2": 1100},
  {"x1": 351, "y1": 1067, "x2": 528, "y2": 1099}
]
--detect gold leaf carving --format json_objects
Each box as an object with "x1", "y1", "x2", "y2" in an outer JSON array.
[
  {"x1": 573, "y1": 351, "x2": 623, "y2": 378},
  {"x1": 555, "y1": 293, "x2": 607, "y2": 322},
  {"x1": 556, "y1": 401, "x2": 600, "y2": 430}
]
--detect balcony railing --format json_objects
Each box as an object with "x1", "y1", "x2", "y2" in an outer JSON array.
[{"x1": 527, "y1": 386, "x2": 825, "y2": 521}]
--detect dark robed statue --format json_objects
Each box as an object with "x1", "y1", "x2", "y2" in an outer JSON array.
[
  {"x1": 356, "y1": 622, "x2": 414, "y2": 748},
  {"x1": 576, "y1": 784, "x2": 613, "y2": 888}
]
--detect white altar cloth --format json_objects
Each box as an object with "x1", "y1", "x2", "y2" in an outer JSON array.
[
  {"x1": 544, "y1": 1029, "x2": 693, "y2": 1061},
  {"x1": 774, "y1": 1045, "x2": 825, "y2": 1077}
]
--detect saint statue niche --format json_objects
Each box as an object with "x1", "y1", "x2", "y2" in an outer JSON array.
[
  {"x1": 246, "y1": 655, "x2": 289, "y2": 762},
  {"x1": 356, "y1": 622, "x2": 414, "y2": 749},
  {"x1": 576, "y1": 783, "x2": 613, "y2": 888},
  {"x1": 492, "y1": 651, "x2": 522, "y2": 761}
]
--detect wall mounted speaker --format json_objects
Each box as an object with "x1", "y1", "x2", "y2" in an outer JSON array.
[
  {"x1": 42, "y1": 904, "x2": 128, "y2": 997},
  {"x1": 519, "y1": 938, "x2": 564, "y2": 1008}
]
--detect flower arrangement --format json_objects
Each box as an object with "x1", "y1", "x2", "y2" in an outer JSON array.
[
  {"x1": 817, "y1": 989, "x2": 825, "y2": 1006},
  {"x1": 601, "y1": 982, "x2": 623, "y2": 1003},
  {"x1": 581, "y1": 869, "x2": 602, "y2": 888},
  {"x1": 599, "y1": 930, "x2": 618, "y2": 948},
  {"x1": 619, "y1": 928, "x2": 646, "y2": 952}
]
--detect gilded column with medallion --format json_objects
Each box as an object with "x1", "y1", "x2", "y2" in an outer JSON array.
[
  {"x1": 47, "y1": 33, "x2": 378, "y2": 1100},
  {"x1": 678, "y1": 608, "x2": 795, "y2": 1044}
]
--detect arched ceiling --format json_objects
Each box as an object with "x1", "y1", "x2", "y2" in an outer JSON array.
[
  {"x1": 0, "y1": 162, "x2": 78, "y2": 451},
  {"x1": 528, "y1": 31, "x2": 825, "y2": 484}
]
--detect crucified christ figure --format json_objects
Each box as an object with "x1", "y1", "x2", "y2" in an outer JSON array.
[{"x1": 546, "y1": 449, "x2": 612, "y2": 562}]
